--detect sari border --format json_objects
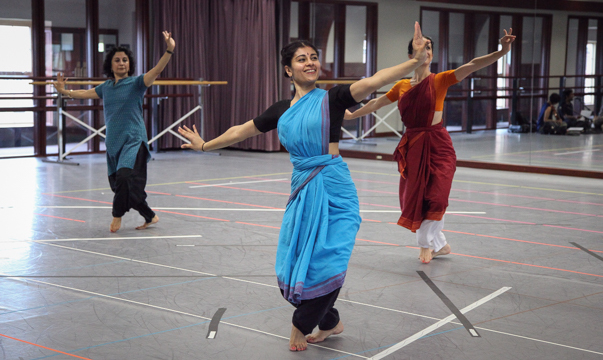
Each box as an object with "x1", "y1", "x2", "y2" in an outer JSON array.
[
  {"x1": 287, "y1": 165, "x2": 326, "y2": 205},
  {"x1": 397, "y1": 210, "x2": 446, "y2": 232},
  {"x1": 424, "y1": 210, "x2": 445, "y2": 222},
  {"x1": 321, "y1": 91, "x2": 330, "y2": 155},
  {"x1": 278, "y1": 271, "x2": 347, "y2": 304}
]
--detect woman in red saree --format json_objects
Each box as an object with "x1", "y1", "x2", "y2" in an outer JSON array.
[{"x1": 347, "y1": 29, "x2": 516, "y2": 263}]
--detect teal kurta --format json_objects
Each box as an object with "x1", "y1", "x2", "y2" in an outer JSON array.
[{"x1": 95, "y1": 74, "x2": 150, "y2": 175}]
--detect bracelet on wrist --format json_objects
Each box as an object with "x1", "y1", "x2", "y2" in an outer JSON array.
[
  {"x1": 201, "y1": 142, "x2": 205, "y2": 152},
  {"x1": 166, "y1": 49, "x2": 174, "y2": 55}
]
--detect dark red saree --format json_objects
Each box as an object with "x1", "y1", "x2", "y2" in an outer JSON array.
[{"x1": 393, "y1": 74, "x2": 456, "y2": 232}]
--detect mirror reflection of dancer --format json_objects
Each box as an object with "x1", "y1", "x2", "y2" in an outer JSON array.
[
  {"x1": 52, "y1": 31, "x2": 176, "y2": 232},
  {"x1": 346, "y1": 29, "x2": 516, "y2": 264},
  {"x1": 178, "y1": 22, "x2": 427, "y2": 352}
]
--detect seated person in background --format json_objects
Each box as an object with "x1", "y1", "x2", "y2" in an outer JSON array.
[
  {"x1": 537, "y1": 93, "x2": 567, "y2": 135},
  {"x1": 558, "y1": 89, "x2": 590, "y2": 132}
]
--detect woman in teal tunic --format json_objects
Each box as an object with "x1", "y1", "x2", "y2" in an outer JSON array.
[
  {"x1": 53, "y1": 31, "x2": 176, "y2": 232},
  {"x1": 178, "y1": 22, "x2": 427, "y2": 352}
]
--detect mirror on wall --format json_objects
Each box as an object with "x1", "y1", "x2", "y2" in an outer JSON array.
[{"x1": 329, "y1": 0, "x2": 602, "y2": 174}]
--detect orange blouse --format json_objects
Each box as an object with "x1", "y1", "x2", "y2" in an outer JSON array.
[{"x1": 385, "y1": 70, "x2": 459, "y2": 111}]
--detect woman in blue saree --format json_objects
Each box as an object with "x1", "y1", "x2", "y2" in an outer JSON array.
[{"x1": 178, "y1": 22, "x2": 427, "y2": 352}]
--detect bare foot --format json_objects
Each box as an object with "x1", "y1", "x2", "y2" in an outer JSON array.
[
  {"x1": 110, "y1": 217, "x2": 121, "y2": 233},
  {"x1": 136, "y1": 215, "x2": 159, "y2": 230},
  {"x1": 432, "y1": 244, "x2": 451, "y2": 259},
  {"x1": 289, "y1": 324, "x2": 307, "y2": 351},
  {"x1": 306, "y1": 321, "x2": 344, "y2": 343},
  {"x1": 419, "y1": 247, "x2": 433, "y2": 263}
]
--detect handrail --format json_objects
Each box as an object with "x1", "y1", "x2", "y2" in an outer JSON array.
[
  {"x1": 30, "y1": 80, "x2": 228, "y2": 86},
  {"x1": 0, "y1": 93, "x2": 195, "y2": 100},
  {"x1": 316, "y1": 80, "x2": 359, "y2": 84}
]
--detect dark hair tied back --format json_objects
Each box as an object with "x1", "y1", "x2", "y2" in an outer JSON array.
[
  {"x1": 102, "y1": 46, "x2": 136, "y2": 78},
  {"x1": 280, "y1": 40, "x2": 319, "y2": 78},
  {"x1": 407, "y1": 36, "x2": 434, "y2": 55}
]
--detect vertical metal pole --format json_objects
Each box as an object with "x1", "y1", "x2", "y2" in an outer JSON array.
[
  {"x1": 595, "y1": 75, "x2": 602, "y2": 115},
  {"x1": 57, "y1": 93, "x2": 65, "y2": 161},
  {"x1": 198, "y1": 79, "x2": 204, "y2": 140},
  {"x1": 466, "y1": 78, "x2": 474, "y2": 134},
  {"x1": 559, "y1": 76, "x2": 566, "y2": 95},
  {"x1": 511, "y1": 78, "x2": 519, "y2": 125},
  {"x1": 151, "y1": 85, "x2": 159, "y2": 152}
]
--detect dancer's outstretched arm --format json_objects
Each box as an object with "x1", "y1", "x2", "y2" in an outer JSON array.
[
  {"x1": 52, "y1": 72, "x2": 99, "y2": 99},
  {"x1": 349, "y1": 22, "x2": 427, "y2": 103},
  {"x1": 178, "y1": 120, "x2": 262, "y2": 152},
  {"x1": 344, "y1": 94, "x2": 394, "y2": 120},
  {"x1": 144, "y1": 31, "x2": 175, "y2": 87},
  {"x1": 454, "y1": 29, "x2": 515, "y2": 81}
]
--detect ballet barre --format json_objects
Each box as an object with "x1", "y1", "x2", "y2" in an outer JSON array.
[{"x1": 30, "y1": 80, "x2": 227, "y2": 165}]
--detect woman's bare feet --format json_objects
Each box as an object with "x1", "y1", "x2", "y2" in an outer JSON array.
[
  {"x1": 110, "y1": 217, "x2": 121, "y2": 232},
  {"x1": 136, "y1": 215, "x2": 159, "y2": 230},
  {"x1": 306, "y1": 321, "x2": 344, "y2": 344},
  {"x1": 432, "y1": 244, "x2": 451, "y2": 259},
  {"x1": 419, "y1": 247, "x2": 433, "y2": 263},
  {"x1": 289, "y1": 324, "x2": 308, "y2": 351}
]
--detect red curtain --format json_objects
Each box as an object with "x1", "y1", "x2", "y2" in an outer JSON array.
[{"x1": 152, "y1": 0, "x2": 281, "y2": 151}]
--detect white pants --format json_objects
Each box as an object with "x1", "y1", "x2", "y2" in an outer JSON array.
[{"x1": 416, "y1": 215, "x2": 447, "y2": 252}]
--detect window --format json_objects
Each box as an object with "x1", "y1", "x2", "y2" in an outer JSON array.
[
  {"x1": 291, "y1": 0, "x2": 377, "y2": 139},
  {"x1": 585, "y1": 41, "x2": 596, "y2": 106},
  {"x1": 0, "y1": 21, "x2": 35, "y2": 156},
  {"x1": 565, "y1": 17, "x2": 602, "y2": 113},
  {"x1": 290, "y1": 0, "x2": 376, "y2": 80},
  {"x1": 421, "y1": 8, "x2": 552, "y2": 130}
]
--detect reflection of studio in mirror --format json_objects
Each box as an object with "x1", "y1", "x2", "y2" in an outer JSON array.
[{"x1": 290, "y1": 0, "x2": 602, "y2": 176}]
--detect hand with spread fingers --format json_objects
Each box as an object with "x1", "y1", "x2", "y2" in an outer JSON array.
[
  {"x1": 178, "y1": 124, "x2": 205, "y2": 151},
  {"x1": 500, "y1": 28, "x2": 516, "y2": 53}
]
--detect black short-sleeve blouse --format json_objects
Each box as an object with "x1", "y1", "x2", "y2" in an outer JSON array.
[{"x1": 253, "y1": 84, "x2": 358, "y2": 143}]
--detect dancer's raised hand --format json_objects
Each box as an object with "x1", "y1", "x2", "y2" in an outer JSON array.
[
  {"x1": 412, "y1": 22, "x2": 427, "y2": 63},
  {"x1": 53, "y1": 72, "x2": 67, "y2": 93},
  {"x1": 163, "y1": 31, "x2": 175, "y2": 52},
  {"x1": 500, "y1": 28, "x2": 516, "y2": 53},
  {"x1": 178, "y1": 124, "x2": 205, "y2": 151}
]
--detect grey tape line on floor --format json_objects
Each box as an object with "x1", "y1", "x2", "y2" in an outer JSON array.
[
  {"x1": 417, "y1": 270, "x2": 480, "y2": 338},
  {"x1": 570, "y1": 242, "x2": 603, "y2": 262},
  {"x1": 207, "y1": 308, "x2": 227, "y2": 339}
]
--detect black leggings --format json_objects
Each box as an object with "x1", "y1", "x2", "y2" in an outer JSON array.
[
  {"x1": 108, "y1": 144, "x2": 155, "y2": 223},
  {"x1": 282, "y1": 288, "x2": 341, "y2": 335}
]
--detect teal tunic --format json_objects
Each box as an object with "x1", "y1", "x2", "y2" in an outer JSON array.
[{"x1": 95, "y1": 74, "x2": 150, "y2": 175}]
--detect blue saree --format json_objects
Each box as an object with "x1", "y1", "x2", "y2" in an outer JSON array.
[{"x1": 276, "y1": 88, "x2": 361, "y2": 304}]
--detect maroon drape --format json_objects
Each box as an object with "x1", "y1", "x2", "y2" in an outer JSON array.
[
  {"x1": 393, "y1": 74, "x2": 456, "y2": 232},
  {"x1": 152, "y1": 0, "x2": 281, "y2": 151}
]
